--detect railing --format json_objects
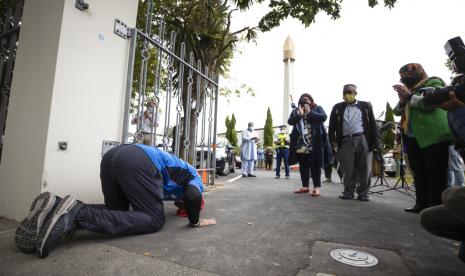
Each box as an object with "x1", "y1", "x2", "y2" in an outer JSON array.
[{"x1": 122, "y1": 12, "x2": 219, "y2": 187}]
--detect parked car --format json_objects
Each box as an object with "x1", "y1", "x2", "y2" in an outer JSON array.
[
  {"x1": 196, "y1": 137, "x2": 236, "y2": 176},
  {"x1": 235, "y1": 154, "x2": 241, "y2": 169},
  {"x1": 383, "y1": 151, "x2": 407, "y2": 177},
  {"x1": 216, "y1": 145, "x2": 236, "y2": 176}
]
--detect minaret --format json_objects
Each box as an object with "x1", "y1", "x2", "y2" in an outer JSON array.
[{"x1": 283, "y1": 35, "x2": 295, "y2": 126}]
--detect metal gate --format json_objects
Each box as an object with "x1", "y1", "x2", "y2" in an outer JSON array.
[
  {"x1": 120, "y1": 6, "x2": 219, "y2": 186},
  {"x1": 0, "y1": 0, "x2": 24, "y2": 163}
]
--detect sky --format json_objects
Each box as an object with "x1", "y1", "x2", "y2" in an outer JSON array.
[{"x1": 216, "y1": 0, "x2": 465, "y2": 133}]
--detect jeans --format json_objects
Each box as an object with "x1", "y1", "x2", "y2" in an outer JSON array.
[
  {"x1": 275, "y1": 148, "x2": 290, "y2": 176},
  {"x1": 448, "y1": 145, "x2": 464, "y2": 187}
]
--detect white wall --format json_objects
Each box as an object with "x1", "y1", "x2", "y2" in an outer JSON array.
[
  {"x1": 44, "y1": 0, "x2": 138, "y2": 202},
  {"x1": 0, "y1": 0, "x2": 139, "y2": 220}
]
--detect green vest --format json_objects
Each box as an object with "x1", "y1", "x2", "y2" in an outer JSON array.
[
  {"x1": 276, "y1": 132, "x2": 290, "y2": 148},
  {"x1": 395, "y1": 77, "x2": 452, "y2": 148}
]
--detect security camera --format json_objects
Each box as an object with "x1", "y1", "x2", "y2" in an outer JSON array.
[{"x1": 75, "y1": 0, "x2": 89, "y2": 11}]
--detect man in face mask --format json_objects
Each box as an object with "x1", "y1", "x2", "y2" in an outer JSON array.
[
  {"x1": 328, "y1": 84, "x2": 379, "y2": 201},
  {"x1": 274, "y1": 125, "x2": 291, "y2": 179},
  {"x1": 343, "y1": 88, "x2": 357, "y2": 104},
  {"x1": 392, "y1": 63, "x2": 452, "y2": 213},
  {"x1": 241, "y1": 122, "x2": 259, "y2": 177}
]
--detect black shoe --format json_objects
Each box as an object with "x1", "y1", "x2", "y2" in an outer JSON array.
[
  {"x1": 459, "y1": 243, "x2": 465, "y2": 263},
  {"x1": 242, "y1": 174, "x2": 247, "y2": 177},
  {"x1": 285, "y1": 175, "x2": 290, "y2": 179},
  {"x1": 275, "y1": 175, "x2": 280, "y2": 179},
  {"x1": 357, "y1": 195, "x2": 370, "y2": 201},
  {"x1": 338, "y1": 195, "x2": 354, "y2": 200},
  {"x1": 37, "y1": 195, "x2": 85, "y2": 258},
  {"x1": 15, "y1": 192, "x2": 59, "y2": 253},
  {"x1": 404, "y1": 205, "x2": 423, "y2": 213},
  {"x1": 248, "y1": 174, "x2": 257, "y2": 177}
]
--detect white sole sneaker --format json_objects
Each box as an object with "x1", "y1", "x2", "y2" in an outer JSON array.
[
  {"x1": 37, "y1": 195, "x2": 77, "y2": 258},
  {"x1": 15, "y1": 192, "x2": 57, "y2": 253}
]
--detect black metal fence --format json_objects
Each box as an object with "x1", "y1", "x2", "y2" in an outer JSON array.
[{"x1": 0, "y1": 0, "x2": 23, "y2": 163}]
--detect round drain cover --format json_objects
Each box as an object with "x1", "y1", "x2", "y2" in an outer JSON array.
[{"x1": 330, "y1": 248, "x2": 378, "y2": 267}]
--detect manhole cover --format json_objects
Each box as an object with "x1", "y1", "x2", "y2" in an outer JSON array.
[{"x1": 329, "y1": 248, "x2": 378, "y2": 267}]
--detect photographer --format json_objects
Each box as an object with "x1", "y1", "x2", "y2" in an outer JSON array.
[
  {"x1": 288, "y1": 93, "x2": 332, "y2": 196},
  {"x1": 131, "y1": 100, "x2": 158, "y2": 145},
  {"x1": 392, "y1": 63, "x2": 452, "y2": 213},
  {"x1": 420, "y1": 91, "x2": 465, "y2": 262}
]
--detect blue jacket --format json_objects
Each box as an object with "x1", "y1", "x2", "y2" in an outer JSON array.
[
  {"x1": 288, "y1": 105, "x2": 332, "y2": 168},
  {"x1": 136, "y1": 144, "x2": 204, "y2": 200}
]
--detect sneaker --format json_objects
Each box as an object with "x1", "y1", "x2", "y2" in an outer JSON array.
[
  {"x1": 242, "y1": 174, "x2": 247, "y2": 177},
  {"x1": 37, "y1": 195, "x2": 85, "y2": 258},
  {"x1": 338, "y1": 194, "x2": 354, "y2": 200},
  {"x1": 248, "y1": 174, "x2": 257, "y2": 177},
  {"x1": 285, "y1": 175, "x2": 290, "y2": 179},
  {"x1": 275, "y1": 175, "x2": 280, "y2": 179},
  {"x1": 15, "y1": 192, "x2": 59, "y2": 253},
  {"x1": 323, "y1": 178, "x2": 332, "y2": 183}
]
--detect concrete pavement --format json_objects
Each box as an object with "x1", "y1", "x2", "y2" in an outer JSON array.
[{"x1": 1, "y1": 169, "x2": 464, "y2": 275}]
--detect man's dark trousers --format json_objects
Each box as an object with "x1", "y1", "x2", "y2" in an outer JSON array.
[
  {"x1": 275, "y1": 147, "x2": 290, "y2": 177},
  {"x1": 420, "y1": 186, "x2": 465, "y2": 261},
  {"x1": 77, "y1": 145, "x2": 165, "y2": 235}
]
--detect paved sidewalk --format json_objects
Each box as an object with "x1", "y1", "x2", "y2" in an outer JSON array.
[{"x1": 1, "y1": 170, "x2": 464, "y2": 275}]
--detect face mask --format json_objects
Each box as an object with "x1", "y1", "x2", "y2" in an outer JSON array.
[
  {"x1": 343, "y1": 94, "x2": 356, "y2": 104},
  {"x1": 248, "y1": 127, "x2": 254, "y2": 131},
  {"x1": 400, "y1": 77, "x2": 418, "y2": 89}
]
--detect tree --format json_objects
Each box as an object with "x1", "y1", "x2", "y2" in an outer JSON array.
[
  {"x1": 232, "y1": 0, "x2": 398, "y2": 31},
  {"x1": 229, "y1": 113, "x2": 238, "y2": 147},
  {"x1": 264, "y1": 107, "x2": 273, "y2": 147},
  {"x1": 134, "y1": 0, "x2": 399, "y2": 161},
  {"x1": 135, "y1": 0, "x2": 257, "y2": 161},
  {"x1": 225, "y1": 114, "x2": 238, "y2": 146},
  {"x1": 225, "y1": 115, "x2": 231, "y2": 143},
  {"x1": 382, "y1": 102, "x2": 395, "y2": 150}
]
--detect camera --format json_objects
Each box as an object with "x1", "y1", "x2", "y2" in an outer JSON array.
[{"x1": 420, "y1": 36, "x2": 465, "y2": 106}]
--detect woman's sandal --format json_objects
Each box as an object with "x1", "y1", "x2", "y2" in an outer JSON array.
[
  {"x1": 311, "y1": 190, "x2": 320, "y2": 197},
  {"x1": 294, "y1": 188, "x2": 310, "y2": 194}
]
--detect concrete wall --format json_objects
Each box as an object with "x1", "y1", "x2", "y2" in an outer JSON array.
[{"x1": 0, "y1": 0, "x2": 139, "y2": 220}]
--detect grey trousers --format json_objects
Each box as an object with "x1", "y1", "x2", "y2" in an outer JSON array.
[
  {"x1": 420, "y1": 186, "x2": 465, "y2": 241},
  {"x1": 336, "y1": 135, "x2": 372, "y2": 197}
]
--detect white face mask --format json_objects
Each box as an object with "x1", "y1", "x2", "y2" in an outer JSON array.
[{"x1": 248, "y1": 126, "x2": 254, "y2": 131}]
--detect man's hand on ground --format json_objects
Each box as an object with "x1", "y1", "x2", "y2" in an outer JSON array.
[{"x1": 199, "y1": 218, "x2": 216, "y2": 227}]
